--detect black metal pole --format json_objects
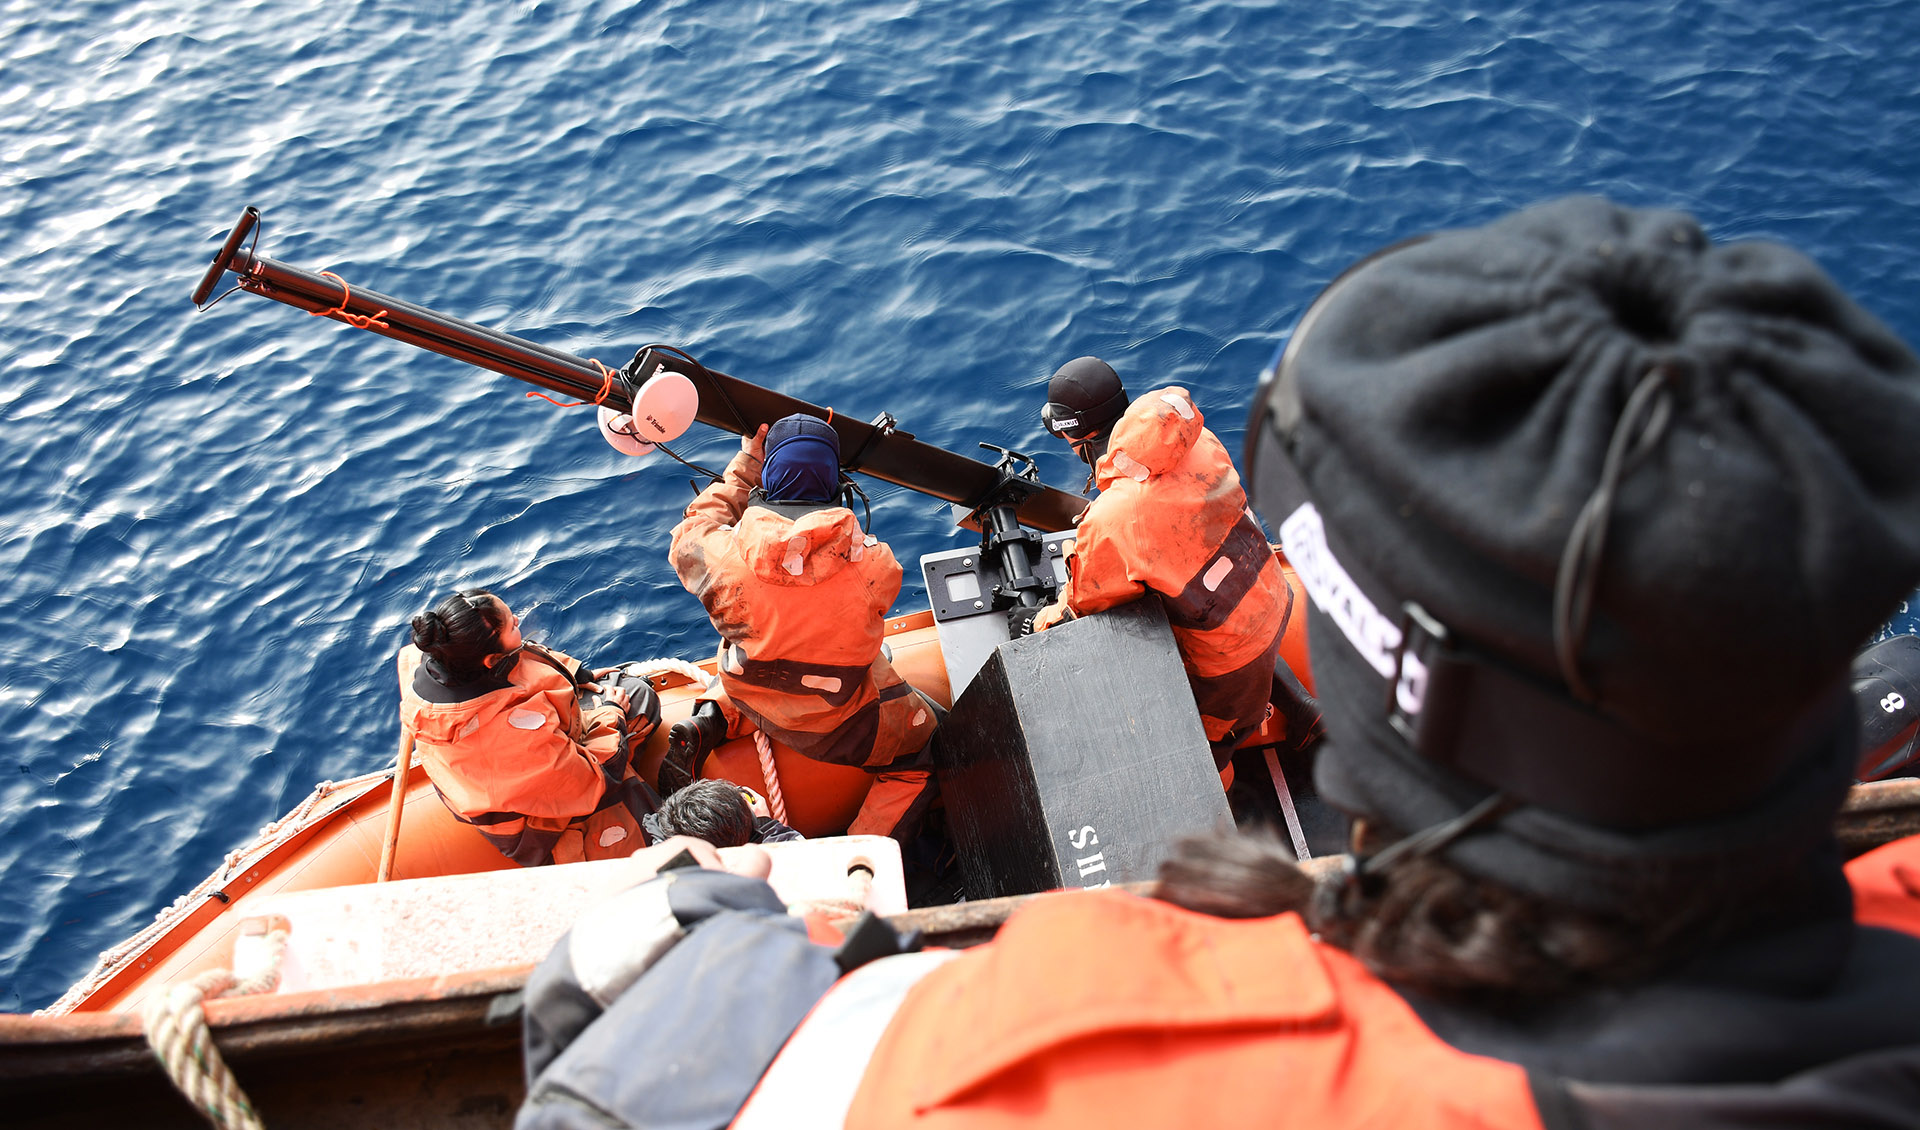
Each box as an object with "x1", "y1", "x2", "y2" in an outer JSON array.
[
  {"x1": 229, "y1": 247, "x2": 632, "y2": 412},
  {"x1": 191, "y1": 208, "x2": 1093, "y2": 532}
]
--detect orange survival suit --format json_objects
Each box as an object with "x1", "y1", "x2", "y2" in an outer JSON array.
[
  {"x1": 668, "y1": 434, "x2": 938, "y2": 838},
  {"x1": 756, "y1": 836, "x2": 1920, "y2": 1128},
  {"x1": 515, "y1": 835, "x2": 1920, "y2": 1129},
  {"x1": 397, "y1": 643, "x2": 658, "y2": 866},
  {"x1": 1034, "y1": 386, "x2": 1287, "y2": 766}
]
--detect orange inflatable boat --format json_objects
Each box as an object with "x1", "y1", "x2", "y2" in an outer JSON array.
[{"x1": 43, "y1": 544, "x2": 1316, "y2": 1018}]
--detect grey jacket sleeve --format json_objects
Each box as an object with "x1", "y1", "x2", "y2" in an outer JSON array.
[{"x1": 517, "y1": 867, "x2": 842, "y2": 1130}]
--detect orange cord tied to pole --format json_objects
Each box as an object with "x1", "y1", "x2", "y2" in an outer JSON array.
[
  {"x1": 526, "y1": 358, "x2": 619, "y2": 408},
  {"x1": 312, "y1": 271, "x2": 391, "y2": 330}
]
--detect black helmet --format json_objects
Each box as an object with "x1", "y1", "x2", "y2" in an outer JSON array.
[{"x1": 1042, "y1": 356, "x2": 1129, "y2": 445}]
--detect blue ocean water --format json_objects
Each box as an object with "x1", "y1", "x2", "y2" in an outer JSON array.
[{"x1": 3, "y1": 0, "x2": 1918, "y2": 1010}]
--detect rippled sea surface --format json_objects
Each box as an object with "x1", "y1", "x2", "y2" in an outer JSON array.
[{"x1": 3, "y1": 0, "x2": 1918, "y2": 1009}]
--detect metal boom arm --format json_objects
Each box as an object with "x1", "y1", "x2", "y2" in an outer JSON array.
[{"x1": 192, "y1": 207, "x2": 1088, "y2": 532}]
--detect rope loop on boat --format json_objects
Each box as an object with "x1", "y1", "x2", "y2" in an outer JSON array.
[
  {"x1": 620, "y1": 658, "x2": 710, "y2": 686},
  {"x1": 142, "y1": 925, "x2": 289, "y2": 1130}
]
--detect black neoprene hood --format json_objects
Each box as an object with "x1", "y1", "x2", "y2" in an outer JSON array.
[{"x1": 1044, "y1": 356, "x2": 1129, "y2": 441}]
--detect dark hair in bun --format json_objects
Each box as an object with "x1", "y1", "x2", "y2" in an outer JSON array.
[{"x1": 410, "y1": 588, "x2": 507, "y2": 682}]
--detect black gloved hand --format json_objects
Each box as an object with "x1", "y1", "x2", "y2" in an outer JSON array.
[
  {"x1": 1008, "y1": 604, "x2": 1042, "y2": 637},
  {"x1": 659, "y1": 726, "x2": 700, "y2": 796}
]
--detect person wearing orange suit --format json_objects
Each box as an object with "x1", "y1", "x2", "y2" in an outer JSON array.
[
  {"x1": 1018, "y1": 357, "x2": 1287, "y2": 769},
  {"x1": 517, "y1": 199, "x2": 1920, "y2": 1130},
  {"x1": 664, "y1": 414, "x2": 939, "y2": 840},
  {"x1": 398, "y1": 588, "x2": 661, "y2": 866}
]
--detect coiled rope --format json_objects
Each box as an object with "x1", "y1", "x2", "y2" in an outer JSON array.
[{"x1": 141, "y1": 926, "x2": 288, "y2": 1130}]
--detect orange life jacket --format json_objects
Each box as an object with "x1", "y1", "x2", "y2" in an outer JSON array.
[
  {"x1": 670, "y1": 447, "x2": 936, "y2": 769},
  {"x1": 396, "y1": 643, "x2": 648, "y2": 865},
  {"x1": 1036, "y1": 387, "x2": 1288, "y2": 744}
]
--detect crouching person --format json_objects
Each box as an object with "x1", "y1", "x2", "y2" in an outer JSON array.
[
  {"x1": 519, "y1": 199, "x2": 1920, "y2": 1128},
  {"x1": 665, "y1": 413, "x2": 939, "y2": 840},
  {"x1": 399, "y1": 588, "x2": 662, "y2": 866}
]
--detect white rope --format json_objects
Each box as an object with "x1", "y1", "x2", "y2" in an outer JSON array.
[
  {"x1": 141, "y1": 928, "x2": 287, "y2": 1130},
  {"x1": 622, "y1": 658, "x2": 711, "y2": 686},
  {"x1": 751, "y1": 729, "x2": 791, "y2": 826}
]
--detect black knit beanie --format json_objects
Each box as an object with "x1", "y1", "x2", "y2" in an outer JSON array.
[{"x1": 1246, "y1": 196, "x2": 1920, "y2": 911}]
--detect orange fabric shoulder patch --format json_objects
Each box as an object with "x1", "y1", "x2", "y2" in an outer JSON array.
[{"x1": 1098, "y1": 385, "x2": 1204, "y2": 482}]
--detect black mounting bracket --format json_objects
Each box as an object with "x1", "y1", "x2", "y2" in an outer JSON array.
[
  {"x1": 845, "y1": 411, "x2": 898, "y2": 472},
  {"x1": 968, "y1": 444, "x2": 1055, "y2": 610}
]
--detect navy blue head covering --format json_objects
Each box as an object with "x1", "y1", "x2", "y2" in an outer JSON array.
[{"x1": 762, "y1": 414, "x2": 842, "y2": 503}]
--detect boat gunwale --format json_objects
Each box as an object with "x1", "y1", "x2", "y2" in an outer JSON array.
[
  {"x1": 42, "y1": 612, "x2": 944, "y2": 1015},
  {"x1": 3, "y1": 783, "x2": 1918, "y2": 1094}
]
